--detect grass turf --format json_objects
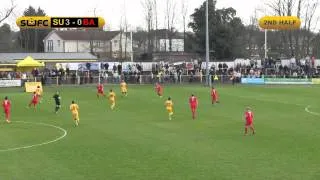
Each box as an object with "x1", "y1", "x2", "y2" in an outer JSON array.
[{"x1": 0, "y1": 84, "x2": 319, "y2": 180}]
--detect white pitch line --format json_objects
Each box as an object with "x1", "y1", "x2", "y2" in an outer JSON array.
[
  {"x1": 0, "y1": 121, "x2": 67, "y2": 152},
  {"x1": 305, "y1": 106, "x2": 320, "y2": 116}
]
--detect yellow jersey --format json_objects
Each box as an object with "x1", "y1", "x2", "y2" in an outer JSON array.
[
  {"x1": 109, "y1": 92, "x2": 116, "y2": 101},
  {"x1": 120, "y1": 82, "x2": 127, "y2": 89},
  {"x1": 165, "y1": 100, "x2": 173, "y2": 110},
  {"x1": 70, "y1": 104, "x2": 79, "y2": 113},
  {"x1": 36, "y1": 88, "x2": 42, "y2": 95}
]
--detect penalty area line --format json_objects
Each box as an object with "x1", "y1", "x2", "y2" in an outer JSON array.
[
  {"x1": 0, "y1": 121, "x2": 67, "y2": 152},
  {"x1": 305, "y1": 105, "x2": 320, "y2": 116}
]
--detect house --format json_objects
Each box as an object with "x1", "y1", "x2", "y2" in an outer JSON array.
[
  {"x1": 133, "y1": 29, "x2": 185, "y2": 55},
  {"x1": 43, "y1": 30, "x2": 133, "y2": 59},
  {"x1": 154, "y1": 29, "x2": 184, "y2": 52}
]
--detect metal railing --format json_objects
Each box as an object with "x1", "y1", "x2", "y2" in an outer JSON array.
[
  {"x1": 3, "y1": 72, "x2": 320, "y2": 87},
  {"x1": 16, "y1": 75, "x2": 237, "y2": 86}
]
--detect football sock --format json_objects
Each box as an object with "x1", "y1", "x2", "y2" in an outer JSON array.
[
  {"x1": 251, "y1": 127, "x2": 255, "y2": 134},
  {"x1": 169, "y1": 112, "x2": 173, "y2": 120}
]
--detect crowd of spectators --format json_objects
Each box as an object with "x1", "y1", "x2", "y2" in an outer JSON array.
[{"x1": 1, "y1": 58, "x2": 319, "y2": 85}]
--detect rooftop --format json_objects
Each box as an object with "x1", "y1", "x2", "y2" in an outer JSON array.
[{"x1": 45, "y1": 30, "x2": 122, "y2": 41}]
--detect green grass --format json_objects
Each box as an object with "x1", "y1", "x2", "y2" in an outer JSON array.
[{"x1": 0, "y1": 84, "x2": 320, "y2": 180}]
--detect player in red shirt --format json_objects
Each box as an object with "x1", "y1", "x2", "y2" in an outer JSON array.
[
  {"x1": 211, "y1": 87, "x2": 219, "y2": 104},
  {"x1": 2, "y1": 96, "x2": 11, "y2": 123},
  {"x1": 189, "y1": 94, "x2": 198, "y2": 120},
  {"x1": 97, "y1": 83, "x2": 105, "y2": 98},
  {"x1": 155, "y1": 83, "x2": 163, "y2": 98},
  {"x1": 29, "y1": 92, "x2": 39, "y2": 110},
  {"x1": 244, "y1": 107, "x2": 255, "y2": 135}
]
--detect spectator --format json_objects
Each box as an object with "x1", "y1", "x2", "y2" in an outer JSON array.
[{"x1": 113, "y1": 64, "x2": 117, "y2": 73}]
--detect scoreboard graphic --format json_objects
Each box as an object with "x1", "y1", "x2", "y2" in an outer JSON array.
[{"x1": 16, "y1": 16, "x2": 105, "y2": 29}]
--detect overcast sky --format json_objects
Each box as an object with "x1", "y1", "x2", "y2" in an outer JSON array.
[{"x1": 1, "y1": 0, "x2": 319, "y2": 31}]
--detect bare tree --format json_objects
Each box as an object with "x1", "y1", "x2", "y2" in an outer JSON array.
[
  {"x1": 88, "y1": 8, "x2": 97, "y2": 54},
  {"x1": 304, "y1": 0, "x2": 318, "y2": 56},
  {"x1": 119, "y1": 3, "x2": 125, "y2": 61},
  {"x1": 267, "y1": 0, "x2": 290, "y2": 57},
  {"x1": 141, "y1": 0, "x2": 154, "y2": 55},
  {"x1": 0, "y1": 0, "x2": 16, "y2": 24},
  {"x1": 123, "y1": 0, "x2": 129, "y2": 60},
  {"x1": 181, "y1": 0, "x2": 188, "y2": 52},
  {"x1": 165, "y1": 0, "x2": 177, "y2": 52},
  {"x1": 287, "y1": 0, "x2": 295, "y2": 57},
  {"x1": 164, "y1": 12, "x2": 167, "y2": 52},
  {"x1": 87, "y1": 7, "x2": 104, "y2": 55},
  {"x1": 267, "y1": 0, "x2": 319, "y2": 59},
  {"x1": 153, "y1": 0, "x2": 159, "y2": 51},
  {"x1": 293, "y1": 0, "x2": 303, "y2": 59},
  {"x1": 247, "y1": 9, "x2": 259, "y2": 58}
]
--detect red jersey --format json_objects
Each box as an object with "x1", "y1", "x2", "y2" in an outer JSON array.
[
  {"x1": 155, "y1": 84, "x2": 162, "y2": 92},
  {"x1": 211, "y1": 89, "x2": 218, "y2": 97},
  {"x1": 97, "y1": 84, "x2": 103, "y2": 91},
  {"x1": 32, "y1": 94, "x2": 39, "y2": 101},
  {"x1": 2, "y1": 100, "x2": 11, "y2": 110},
  {"x1": 189, "y1": 96, "x2": 198, "y2": 107},
  {"x1": 245, "y1": 111, "x2": 254, "y2": 122}
]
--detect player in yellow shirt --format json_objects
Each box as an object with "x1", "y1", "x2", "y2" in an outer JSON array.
[
  {"x1": 120, "y1": 80, "x2": 128, "y2": 96},
  {"x1": 165, "y1": 97, "x2": 174, "y2": 120},
  {"x1": 69, "y1": 100, "x2": 80, "y2": 126},
  {"x1": 120, "y1": 80, "x2": 128, "y2": 97},
  {"x1": 108, "y1": 89, "x2": 116, "y2": 110},
  {"x1": 35, "y1": 86, "x2": 43, "y2": 103}
]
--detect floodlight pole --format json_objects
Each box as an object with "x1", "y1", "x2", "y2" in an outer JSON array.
[
  {"x1": 264, "y1": 29, "x2": 267, "y2": 59},
  {"x1": 205, "y1": 0, "x2": 210, "y2": 86},
  {"x1": 131, "y1": 31, "x2": 133, "y2": 62}
]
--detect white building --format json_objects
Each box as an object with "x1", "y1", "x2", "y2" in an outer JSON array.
[
  {"x1": 134, "y1": 29, "x2": 185, "y2": 53},
  {"x1": 159, "y1": 39, "x2": 184, "y2": 52},
  {"x1": 43, "y1": 30, "x2": 133, "y2": 58},
  {"x1": 154, "y1": 29, "x2": 184, "y2": 52}
]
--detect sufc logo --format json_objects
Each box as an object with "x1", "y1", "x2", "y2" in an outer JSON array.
[{"x1": 16, "y1": 16, "x2": 105, "y2": 29}]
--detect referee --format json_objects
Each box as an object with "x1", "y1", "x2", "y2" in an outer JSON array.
[{"x1": 53, "y1": 91, "x2": 61, "y2": 113}]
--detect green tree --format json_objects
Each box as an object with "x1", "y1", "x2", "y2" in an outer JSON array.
[
  {"x1": 183, "y1": 32, "x2": 201, "y2": 53},
  {"x1": 133, "y1": 28, "x2": 148, "y2": 53},
  {"x1": 188, "y1": 1, "x2": 245, "y2": 59},
  {"x1": 19, "y1": 6, "x2": 50, "y2": 52},
  {"x1": 0, "y1": 23, "x2": 13, "y2": 52},
  {"x1": 311, "y1": 32, "x2": 320, "y2": 58}
]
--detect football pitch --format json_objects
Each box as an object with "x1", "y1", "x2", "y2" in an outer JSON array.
[{"x1": 0, "y1": 84, "x2": 320, "y2": 180}]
